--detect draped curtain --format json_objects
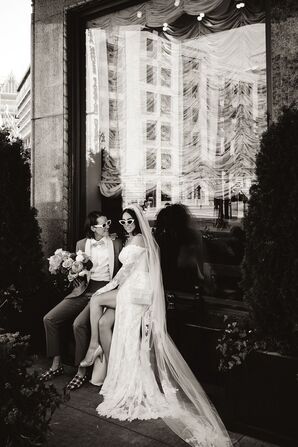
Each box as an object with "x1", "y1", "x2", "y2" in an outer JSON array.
[{"x1": 86, "y1": 0, "x2": 267, "y2": 218}]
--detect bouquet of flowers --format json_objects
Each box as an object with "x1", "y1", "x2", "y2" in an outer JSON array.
[{"x1": 48, "y1": 249, "x2": 93, "y2": 294}]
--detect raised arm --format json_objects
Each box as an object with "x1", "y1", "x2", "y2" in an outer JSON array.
[{"x1": 92, "y1": 235, "x2": 146, "y2": 296}]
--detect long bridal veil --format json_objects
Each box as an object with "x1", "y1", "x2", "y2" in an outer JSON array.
[{"x1": 127, "y1": 204, "x2": 232, "y2": 447}]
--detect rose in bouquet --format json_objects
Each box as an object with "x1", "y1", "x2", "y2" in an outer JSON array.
[{"x1": 48, "y1": 249, "x2": 93, "y2": 294}]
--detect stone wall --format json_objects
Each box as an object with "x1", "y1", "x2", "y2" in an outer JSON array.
[
  {"x1": 32, "y1": 0, "x2": 95, "y2": 256},
  {"x1": 271, "y1": 4, "x2": 298, "y2": 121}
]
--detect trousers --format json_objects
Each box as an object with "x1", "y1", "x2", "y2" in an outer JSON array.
[{"x1": 43, "y1": 280, "x2": 108, "y2": 365}]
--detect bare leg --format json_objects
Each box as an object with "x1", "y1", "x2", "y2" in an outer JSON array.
[
  {"x1": 81, "y1": 290, "x2": 117, "y2": 366},
  {"x1": 99, "y1": 308, "x2": 115, "y2": 364},
  {"x1": 76, "y1": 365, "x2": 87, "y2": 378},
  {"x1": 50, "y1": 355, "x2": 62, "y2": 370}
]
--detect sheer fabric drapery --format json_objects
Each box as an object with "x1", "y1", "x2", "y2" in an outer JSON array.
[
  {"x1": 87, "y1": 0, "x2": 265, "y2": 31},
  {"x1": 86, "y1": 0, "x2": 266, "y2": 218}
]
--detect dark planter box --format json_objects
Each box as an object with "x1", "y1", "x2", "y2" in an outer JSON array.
[
  {"x1": 224, "y1": 350, "x2": 298, "y2": 444},
  {"x1": 166, "y1": 294, "x2": 249, "y2": 384}
]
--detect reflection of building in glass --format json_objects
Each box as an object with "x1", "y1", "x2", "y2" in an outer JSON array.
[
  {"x1": 86, "y1": 25, "x2": 267, "y2": 219},
  {"x1": 112, "y1": 30, "x2": 181, "y2": 210},
  {"x1": 180, "y1": 42, "x2": 267, "y2": 219},
  {"x1": 88, "y1": 29, "x2": 181, "y2": 211},
  {"x1": 86, "y1": 30, "x2": 100, "y2": 163},
  {"x1": 0, "y1": 73, "x2": 18, "y2": 133},
  {"x1": 16, "y1": 68, "x2": 31, "y2": 149},
  {"x1": 140, "y1": 32, "x2": 180, "y2": 211}
]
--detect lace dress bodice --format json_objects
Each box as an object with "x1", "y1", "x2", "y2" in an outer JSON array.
[
  {"x1": 118, "y1": 243, "x2": 147, "y2": 267},
  {"x1": 117, "y1": 245, "x2": 152, "y2": 304}
]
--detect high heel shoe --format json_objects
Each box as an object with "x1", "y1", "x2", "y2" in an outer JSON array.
[
  {"x1": 90, "y1": 356, "x2": 107, "y2": 386},
  {"x1": 80, "y1": 345, "x2": 103, "y2": 367}
]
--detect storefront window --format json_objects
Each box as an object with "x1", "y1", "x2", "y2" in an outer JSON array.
[{"x1": 85, "y1": 3, "x2": 267, "y2": 221}]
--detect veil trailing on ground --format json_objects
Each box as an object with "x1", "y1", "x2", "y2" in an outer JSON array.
[{"x1": 126, "y1": 204, "x2": 231, "y2": 447}]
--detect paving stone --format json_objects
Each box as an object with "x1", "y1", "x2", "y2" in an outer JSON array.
[
  {"x1": 47, "y1": 405, "x2": 174, "y2": 447},
  {"x1": 237, "y1": 436, "x2": 280, "y2": 447},
  {"x1": 229, "y1": 432, "x2": 244, "y2": 445},
  {"x1": 32, "y1": 357, "x2": 279, "y2": 447}
]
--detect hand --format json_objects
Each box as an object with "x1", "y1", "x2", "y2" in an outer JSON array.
[
  {"x1": 73, "y1": 277, "x2": 83, "y2": 288},
  {"x1": 92, "y1": 289, "x2": 103, "y2": 298}
]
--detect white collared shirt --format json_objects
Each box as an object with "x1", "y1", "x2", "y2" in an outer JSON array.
[{"x1": 90, "y1": 237, "x2": 111, "y2": 281}]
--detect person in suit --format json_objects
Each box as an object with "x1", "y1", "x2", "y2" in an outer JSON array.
[{"x1": 41, "y1": 211, "x2": 122, "y2": 390}]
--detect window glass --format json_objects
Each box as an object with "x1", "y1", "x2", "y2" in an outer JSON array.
[{"x1": 85, "y1": 10, "x2": 267, "y2": 220}]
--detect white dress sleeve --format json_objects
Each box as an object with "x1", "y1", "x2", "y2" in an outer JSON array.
[{"x1": 92, "y1": 245, "x2": 146, "y2": 296}]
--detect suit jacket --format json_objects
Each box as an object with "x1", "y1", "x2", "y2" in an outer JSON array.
[{"x1": 65, "y1": 236, "x2": 122, "y2": 299}]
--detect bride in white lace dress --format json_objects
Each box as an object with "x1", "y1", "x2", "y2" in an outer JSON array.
[{"x1": 81, "y1": 204, "x2": 232, "y2": 447}]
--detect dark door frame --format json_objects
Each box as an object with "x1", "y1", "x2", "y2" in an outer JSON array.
[
  {"x1": 66, "y1": 0, "x2": 147, "y2": 248},
  {"x1": 66, "y1": 0, "x2": 272, "y2": 248}
]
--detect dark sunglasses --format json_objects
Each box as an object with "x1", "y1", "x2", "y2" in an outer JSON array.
[{"x1": 119, "y1": 218, "x2": 135, "y2": 226}]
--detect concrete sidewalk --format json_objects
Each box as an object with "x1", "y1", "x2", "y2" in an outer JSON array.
[{"x1": 32, "y1": 358, "x2": 279, "y2": 447}]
